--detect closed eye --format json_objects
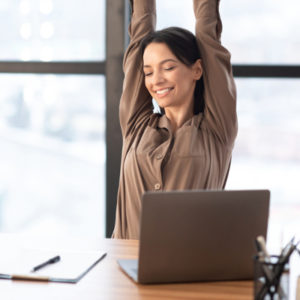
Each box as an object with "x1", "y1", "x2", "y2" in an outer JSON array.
[
  {"x1": 144, "y1": 72, "x2": 153, "y2": 77},
  {"x1": 165, "y1": 66, "x2": 175, "y2": 71}
]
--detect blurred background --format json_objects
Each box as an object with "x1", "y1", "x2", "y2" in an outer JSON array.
[
  {"x1": 0, "y1": 0, "x2": 106, "y2": 237},
  {"x1": 0, "y1": 0, "x2": 299, "y2": 247}
]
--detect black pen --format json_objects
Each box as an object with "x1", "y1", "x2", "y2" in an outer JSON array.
[{"x1": 31, "y1": 255, "x2": 61, "y2": 273}]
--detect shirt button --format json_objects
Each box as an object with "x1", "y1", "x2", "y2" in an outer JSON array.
[
  {"x1": 154, "y1": 183, "x2": 161, "y2": 190},
  {"x1": 156, "y1": 154, "x2": 163, "y2": 160}
]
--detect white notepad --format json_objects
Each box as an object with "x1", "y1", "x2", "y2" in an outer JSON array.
[{"x1": 0, "y1": 247, "x2": 106, "y2": 283}]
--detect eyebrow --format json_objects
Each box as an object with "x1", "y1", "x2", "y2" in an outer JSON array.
[{"x1": 143, "y1": 58, "x2": 178, "y2": 68}]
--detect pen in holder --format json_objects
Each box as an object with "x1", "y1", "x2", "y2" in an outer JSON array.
[
  {"x1": 254, "y1": 254, "x2": 289, "y2": 300},
  {"x1": 254, "y1": 236, "x2": 299, "y2": 300}
]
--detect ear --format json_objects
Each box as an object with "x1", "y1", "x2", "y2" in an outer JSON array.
[{"x1": 192, "y1": 59, "x2": 202, "y2": 80}]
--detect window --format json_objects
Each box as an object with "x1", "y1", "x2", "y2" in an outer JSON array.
[
  {"x1": 227, "y1": 78, "x2": 300, "y2": 247},
  {"x1": 0, "y1": 0, "x2": 105, "y2": 61},
  {"x1": 0, "y1": 0, "x2": 106, "y2": 237},
  {"x1": 157, "y1": 0, "x2": 300, "y2": 64}
]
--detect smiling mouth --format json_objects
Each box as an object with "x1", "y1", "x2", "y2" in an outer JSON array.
[{"x1": 155, "y1": 88, "x2": 173, "y2": 95}]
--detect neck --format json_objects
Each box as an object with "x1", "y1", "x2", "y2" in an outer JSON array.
[{"x1": 165, "y1": 105, "x2": 194, "y2": 133}]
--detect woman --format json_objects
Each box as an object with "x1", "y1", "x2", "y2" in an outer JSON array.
[{"x1": 112, "y1": 0, "x2": 237, "y2": 239}]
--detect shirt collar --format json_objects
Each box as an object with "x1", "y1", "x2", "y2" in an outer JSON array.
[{"x1": 157, "y1": 113, "x2": 202, "y2": 131}]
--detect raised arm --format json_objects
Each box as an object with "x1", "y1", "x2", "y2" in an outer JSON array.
[
  {"x1": 119, "y1": 0, "x2": 156, "y2": 137},
  {"x1": 193, "y1": 0, "x2": 237, "y2": 144}
]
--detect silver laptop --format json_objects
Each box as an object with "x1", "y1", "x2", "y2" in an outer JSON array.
[{"x1": 118, "y1": 189, "x2": 270, "y2": 284}]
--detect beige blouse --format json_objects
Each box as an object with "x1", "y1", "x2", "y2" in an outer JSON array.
[{"x1": 112, "y1": 0, "x2": 238, "y2": 239}]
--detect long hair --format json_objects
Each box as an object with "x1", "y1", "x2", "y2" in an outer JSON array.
[{"x1": 140, "y1": 27, "x2": 205, "y2": 114}]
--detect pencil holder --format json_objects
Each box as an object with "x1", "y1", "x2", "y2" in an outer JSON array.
[{"x1": 254, "y1": 255, "x2": 289, "y2": 300}]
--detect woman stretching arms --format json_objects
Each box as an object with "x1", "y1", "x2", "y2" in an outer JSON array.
[{"x1": 112, "y1": 0, "x2": 237, "y2": 239}]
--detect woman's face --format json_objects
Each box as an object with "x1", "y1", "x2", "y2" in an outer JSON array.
[{"x1": 143, "y1": 42, "x2": 202, "y2": 112}]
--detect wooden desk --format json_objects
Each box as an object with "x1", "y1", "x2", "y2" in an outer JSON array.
[{"x1": 0, "y1": 234, "x2": 254, "y2": 300}]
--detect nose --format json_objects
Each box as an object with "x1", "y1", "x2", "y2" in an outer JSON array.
[{"x1": 152, "y1": 70, "x2": 165, "y2": 85}]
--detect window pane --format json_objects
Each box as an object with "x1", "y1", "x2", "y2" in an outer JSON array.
[
  {"x1": 0, "y1": 0, "x2": 105, "y2": 61},
  {"x1": 156, "y1": 0, "x2": 300, "y2": 64},
  {"x1": 0, "y1": 74, "x2": 105, "y2": 237},
  {"x1": 220, "y1": 0, "x2": 300, "y2": 64},
  {"x1": 226, "y1": 79, "x2": 300, "y2": 249},
  {"x1": 156, "y1": 1, "x2": 194, "y2": 32}
]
